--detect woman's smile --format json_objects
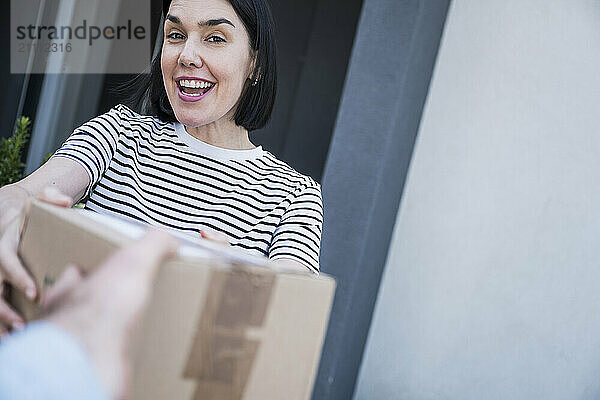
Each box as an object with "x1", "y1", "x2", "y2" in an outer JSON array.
[{"x1": 176, "y1": 77, "x2": 216, "y2": 102}]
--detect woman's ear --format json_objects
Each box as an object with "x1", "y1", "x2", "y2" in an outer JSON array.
[
  {"x1": 248, "y1": 54, "x2": 261, "y2": 86},
  {"x1": 248, "y1": 51, "x2": 259, "y2": 80}
]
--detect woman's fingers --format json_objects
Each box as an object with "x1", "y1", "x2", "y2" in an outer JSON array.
[
  {"x1": 37, "y1": 186, "x2": 73, "y2": 208},
  {"x1": 199, "y1": 228, "x2": 231, "y2": 246},
  {"x1": 0, "y1": 202, "x2": 33, "y2": 331},
  {"x1": 0, "y1": 300, "x2": 24, "y2": 332},
  {"x1": 0, "y1": 227, "x2": 37, "y2": 300},
  {"x1": 0, "y1": 186, "x2": 73, "y2": 335},
  {"x1": 0, "y1": 185, "x2": 71, "y2": 302},
  {"x1": 0, "y1": 286, "x2": 25, "y2": 334}
]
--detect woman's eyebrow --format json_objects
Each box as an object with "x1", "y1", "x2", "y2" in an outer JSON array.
[
  {"x1": 198, "y1": 18, "x2": 236, "y2": 28},
  {"x1": 166, "y1": 15, "x2": 181, "y2": 25},
  {"x1": 165, "y1": 15, "x2": 235, "y2": 29}
]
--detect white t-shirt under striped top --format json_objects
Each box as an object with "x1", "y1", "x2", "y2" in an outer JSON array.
[{"x1": 53, "y1": 104, "x2": 323, "y2": 272}]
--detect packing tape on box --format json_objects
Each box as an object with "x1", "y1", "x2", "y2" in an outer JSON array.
[{"x1": 183, "y1": 267, "x2": 276, "y2": 400}]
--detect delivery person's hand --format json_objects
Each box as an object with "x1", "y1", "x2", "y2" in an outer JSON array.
[
  {"x1": 0, "y1": 187, "x2": 73, "y2": 335},
  {"x1": 43, "y1": 230, "x2": 178, "y2": 400}
]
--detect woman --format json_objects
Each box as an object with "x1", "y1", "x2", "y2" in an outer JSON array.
[{"x1": 0, "y1": 0, "x2": 323, "y2": 333}]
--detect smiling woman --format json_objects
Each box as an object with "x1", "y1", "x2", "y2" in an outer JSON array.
[
  {"x1": 0, "y1": 0, "x2": 323, "y2": 331},
  {"x1": 162, "y1": 0, "x2": 258, "y2": 134},
  {"x1": 136, "y1": 0, "x2": 277, "y2": 134}
]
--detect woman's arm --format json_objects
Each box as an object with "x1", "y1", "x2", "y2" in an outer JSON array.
[
  {"x1": 0, "y1": 157, "x2": 89, "y2": 333},
  {"x1": 12, "y1": 156, "x2": 90, "y2": 202},
  {"x1": 269, "y1": 182, "x2": 323, "y2": 274},
  {"x1": 199, "y1": 230, "x2": 313, "y2": 273}
]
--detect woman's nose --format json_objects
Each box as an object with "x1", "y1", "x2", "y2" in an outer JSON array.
[{"x1": 178, "y1": 41, "x2": 203, "y2": 68}]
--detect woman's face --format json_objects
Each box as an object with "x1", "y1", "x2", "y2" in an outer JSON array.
[{"x1": 162, "y1": 0, "x2": 255, "y2": 128}]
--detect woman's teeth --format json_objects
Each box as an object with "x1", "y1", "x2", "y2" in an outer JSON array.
[
  {"x1": 179, "y1": 80, "x2": 214, "y2": 89},
  {"x1": 178, "y1": 79, "x2": 215, "y2": 97}
]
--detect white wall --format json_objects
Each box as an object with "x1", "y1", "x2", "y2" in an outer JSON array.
[{"x1": 354, "y1": 1, "x2": 600, "y2": 399}]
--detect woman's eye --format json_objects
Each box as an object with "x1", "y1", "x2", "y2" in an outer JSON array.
[
  {"x1": 167, "y1": 32, "x2": 185, "y2": 40},
  {"x1": 206, "y1": 35, "x2": 226, "y2": 43}
]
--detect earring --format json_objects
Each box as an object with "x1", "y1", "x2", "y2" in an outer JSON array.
[{"x1": 252, "y1": 76, "x2": 260, "y2": 86}]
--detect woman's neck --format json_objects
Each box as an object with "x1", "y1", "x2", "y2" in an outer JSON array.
[{"x1": 183, "y1": 120, "x2": 255, "y2": 150}]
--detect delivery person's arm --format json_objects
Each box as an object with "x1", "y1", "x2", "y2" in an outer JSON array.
[
  {"x1": 0, "y1": 321, "x2": 109, "y2": 400},
  {"x1": 0, "y1": 231, "x2": 177, "y2": 400},
  {"x1": 0, "y1": 157, "x2": 89, "y2": 333}
]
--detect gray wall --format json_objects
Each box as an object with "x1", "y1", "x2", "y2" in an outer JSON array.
[
  {"x1": 313, "y1": 1, "x2": 449, "y2": 398},
  {"x1": 355, "y1": 0, "x2": 600, "y2": 399}
]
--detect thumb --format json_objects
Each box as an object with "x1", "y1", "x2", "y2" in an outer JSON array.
[
  {"x1": 98, "y1": 230, "x2": 179, "y2": 285},
  {"x1": 42, "y1": 264, "x2": 83, "y2": 311}
]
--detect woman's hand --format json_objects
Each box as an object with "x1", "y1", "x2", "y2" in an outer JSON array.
[{"x1": 0, "y1": 186, "x2": 73, "y2": 335}]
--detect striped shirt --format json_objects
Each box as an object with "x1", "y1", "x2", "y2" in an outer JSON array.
[{"x1": 53, "y1": 104, "x2": 322, "y2": 272}]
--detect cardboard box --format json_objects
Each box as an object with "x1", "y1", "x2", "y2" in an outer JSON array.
[{"x1": 12, "y1": 201, "x2": 335, "y2": 400}]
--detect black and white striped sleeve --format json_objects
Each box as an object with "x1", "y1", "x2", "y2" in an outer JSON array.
[
  {"x1": 53, "y1": 105, "x2": 124, "y2": 199},
  {"x1": 269, "y1": 181, "x2": 323, "y2": 273}
]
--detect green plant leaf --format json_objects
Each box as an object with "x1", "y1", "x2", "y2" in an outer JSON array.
[{"x1": 0, "y1": 116, "x2": 32, "y2": 188}]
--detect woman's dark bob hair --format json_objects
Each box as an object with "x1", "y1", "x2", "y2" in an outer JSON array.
[{"x1": 127, "y1": 0, "x2": 277, "y2": 132}]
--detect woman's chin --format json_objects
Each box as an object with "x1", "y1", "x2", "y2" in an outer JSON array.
[{"x1": 173, "y1": 111, "x2": 210, "y2": 128}]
